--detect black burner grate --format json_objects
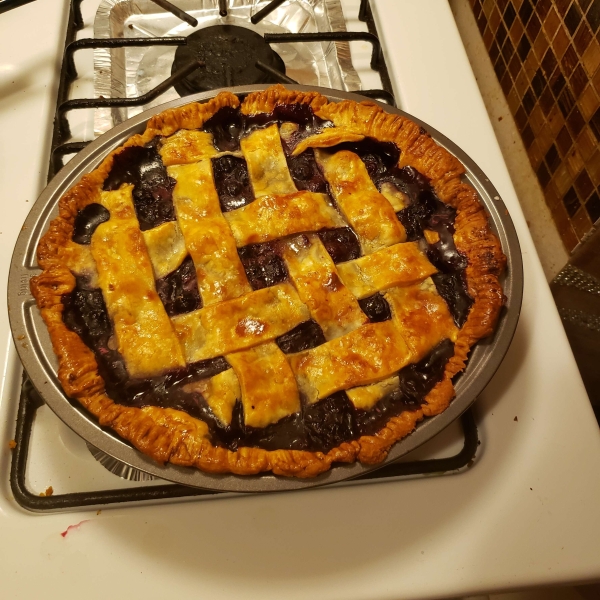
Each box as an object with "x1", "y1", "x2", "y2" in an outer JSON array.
[
  {"x1": 10, "y1": 379, "x2": 479, "y2": 512},
  {"x1": 50, "y1": 0, "x2": 396, "y2": 177}
]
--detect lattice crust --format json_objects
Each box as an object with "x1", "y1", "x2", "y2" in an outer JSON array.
[
  {"x1": 168, "y1": 160, "x2": 252, "y2": 305},
  {"x1": 315, "y1": 149, "x2": 406, "y2": 254},
  {"x1": 290, "y1": 127, "x2": 364, "y2": 157},
  {"x1": 31, "y1": 85, "x2": 506, "y2": 478},
  {"x1": 241, "y1": 124, "x2": 298, "y2": 197},
  {"x1": 281, "y1": 234, "x2": 368, "y2": 340},
  {"x1": 142, "y1": 221, "x2": 188, "y2": 280},
  {"x1": 227, "y1": 343, "x2": 301, "y2": 428},
  {"x1": 335, "y1": 242, "x2": 438, "y2": 299},
  {"x1": 224, "y1": 191, "x2": 345, "y2": 246},
  {"x1": 91, "y1": 186, "x2": 186, "y2": 378},
  {"x1": 171, "y1": 282, "x2": 310, "y2": 362}
]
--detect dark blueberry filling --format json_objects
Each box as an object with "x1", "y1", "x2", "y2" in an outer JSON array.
[
  {"x1": 359, "y1": 293, "x2": 392, "y2": 323},
  {"x1": 304, "y1": 392, "x2": 357, "y2": 452},
  {"x1": 432, "y1": 272, "x2": 472, "y2": 328},
  {"x1": 286, "y1": 148, "x2": 329, "y2": 193},
  {"x1": 212, "y1": 155, "x2": 254, "y2": 212},
  {"x1": 245, "y1": 102, "x2": 331, "y2": 144},
  {"x1": 111, "y1": 356, "x2": 232, "y2": 422},
  {"x1": 202, "y1": 104, "x2": 331, "y2": 153},
  {"x1": 62, "y1": 103, "x2": 477, "y2": 452},
  {"x1": 155, "y1": 256, "x2": 201, "y2": 317},
  {"x1": 103, "y1": 143, "x2": 176, "y2": 231},
  {"x1": 333, "y1": 138, "x2": 400, "y2": 179},
  {"x1": 276, "y1": 320, "x2": 327, "y2": 354},
  {"x1": 201, "y1": 106, "x2": 244, "y2": 152},
  {"x1": 62, "y1": 277, "x2": 114, "y2": 355},
  {"x1": 316, "y1": 227, "x2": 361, "y2": 263},
  {"x1": 355, "y1": 339, "x2": 455, "y2": 436},
  {"x1": 244, "y1": 412, "x2": 307, "y2": 451},
  {"x1": 197, "y1": 392, "x2": 356, "y2": 453},
  {"x1": 72, "y1": 204, "x2": 110, "y2": 245},
  {"x1": 237, "y1": 242, "x2": 288, "y2": 290},
  {"x1": 362, "y1": 164, "x2": 474, "y2": 326}
]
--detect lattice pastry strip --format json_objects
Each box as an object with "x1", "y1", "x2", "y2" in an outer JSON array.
[
  {"x1": 227, "y1": 342, "x2": 301, "y2": 428},
  {"x1": 289, "y1": 320, "x2": 413, "y2": 404},
  {"x1": 280, "y1": 234, "x2": 368, "y2": 340},
  {"x1": 90, "y1": 185, "x2": 186, "y2": 378},
  {"x1": 183, "y1": 369, "x2": 240, "y2": 427},
  {"x1": 289, "y1": 127, "x2": 365, "y2": 157},
  {"x1": 335, "y1": 242, "x2": 437, "y2": 299},
  {"x1": 159, "y1": 130, "x2": 220, "y2": 166},
  {"x1": 141, "y1": 221, "x2": 188, "y2": 280},
  {"x1": 171, "y1": 282, "x2": 310, "y2": 363},
  {"x1": 240, "y1": 123, "x2": 298, "y2": 197},
  {"x1": 62, "y1": 240, "x2": 98, "y2": 287},
  {"x1": 384, "y1": 279, "x2": 459, "y2": 362},
  {"x1": 346, "y1": 376, "x2": 400, "y2": 410},
  {"x1": 168, "y1": 160, "x2": 252, "y2": 305},
  {"x1": 315, "y1": 149, "x2": 406, "y2": 254},
  {"x1": 180, "y1": 343, "x2": 302, "y2": 429},
  {"x1": 224, "y1": 190, "x2": 346, "y2": 246}
]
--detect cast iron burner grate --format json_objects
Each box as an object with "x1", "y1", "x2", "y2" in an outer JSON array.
[
  {"x1": 171, "y1": 25, "x2": 287, "y2": 95},
  {"x1": 10, "y1": 379, "x2": 479, "y2": 512}
]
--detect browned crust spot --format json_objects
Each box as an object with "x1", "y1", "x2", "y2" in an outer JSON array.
[{"x1": 30, "y1": 85, "x2": 505, "y2": 478}]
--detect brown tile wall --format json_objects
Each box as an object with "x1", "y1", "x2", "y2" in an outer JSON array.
[{"x1": 470, "y1": 0, "x2": 600, "y2": 251}]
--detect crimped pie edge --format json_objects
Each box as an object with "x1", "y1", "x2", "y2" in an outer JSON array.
[{"x1": 30, "y1": 85, "x2": 505, "y2": 478}]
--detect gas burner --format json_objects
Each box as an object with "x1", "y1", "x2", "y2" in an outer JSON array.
[{"x1": 171, "y1": 25, "x2": 286, "y2": 95}]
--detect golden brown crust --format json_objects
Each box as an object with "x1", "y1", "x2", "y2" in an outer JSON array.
[{"x1": 30, "y1": 85, "x2": 505, "y2": 477}]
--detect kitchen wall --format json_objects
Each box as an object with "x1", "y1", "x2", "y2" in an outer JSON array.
[{"x1": 469, "y1": 0, "x2": 600, "y2": 252}]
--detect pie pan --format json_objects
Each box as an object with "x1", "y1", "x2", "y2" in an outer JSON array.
[{"x1": 8, "y1": 85, "x2": 523, "y2": 493}]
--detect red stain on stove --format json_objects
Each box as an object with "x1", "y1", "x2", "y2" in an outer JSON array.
[{"x1": 60, "y1": 520, "x2": 90, "y2": 538}]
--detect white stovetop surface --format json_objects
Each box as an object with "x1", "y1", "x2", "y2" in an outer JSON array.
[{"x1": 1, "y1": 0, "x2": 600, "y2": 598}]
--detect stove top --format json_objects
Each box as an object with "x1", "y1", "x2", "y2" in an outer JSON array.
[{"x1": 3, "y1": 1, "x2": 600, "y2": 597}]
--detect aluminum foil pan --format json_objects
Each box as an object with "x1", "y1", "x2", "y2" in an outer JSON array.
[
  {"x1": 8, "y1": 86, "x2": 523, "y2": 493},
  {"x1": 93, "y1": 0, "x2": 361, "y2": 136}
]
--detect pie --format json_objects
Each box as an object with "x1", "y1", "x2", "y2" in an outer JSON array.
[{"x1": 31, "y1": 85, "x2": 505, "y2": 478}]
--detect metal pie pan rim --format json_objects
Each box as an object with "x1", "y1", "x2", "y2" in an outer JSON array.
[{"x1": 8, "y1": 85, "x2": 523, "y2": 493}]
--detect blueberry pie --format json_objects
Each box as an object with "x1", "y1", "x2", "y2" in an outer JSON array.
[{"x1": 31, "y1": 85, "x2": 505, "y2": 477}]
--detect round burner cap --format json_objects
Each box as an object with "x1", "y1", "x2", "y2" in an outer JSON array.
[{"x1": 172, "y1": 25, "x2": 287, "y2": 95}]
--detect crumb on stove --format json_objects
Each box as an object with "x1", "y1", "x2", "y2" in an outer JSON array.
[
  {"x1": 514, "y1": 416, "x2": 518, "y2": 422},
  {"x1": 8, "y1": 440, "x2": 16, "y2": 449},
  {"x1": 39, "y1": 486, "x2": 54, "y2": 497},
  {"x1": 97, "y1": 510, "x2": 102, "y2": 516},
  {"x1": 17, "y1": 335, "x2": 25, "y2": 341}
]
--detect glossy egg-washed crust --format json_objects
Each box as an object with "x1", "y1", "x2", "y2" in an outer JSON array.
[{"x1": 31, "y1": 85, "x2": 505, "y2": 478}]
